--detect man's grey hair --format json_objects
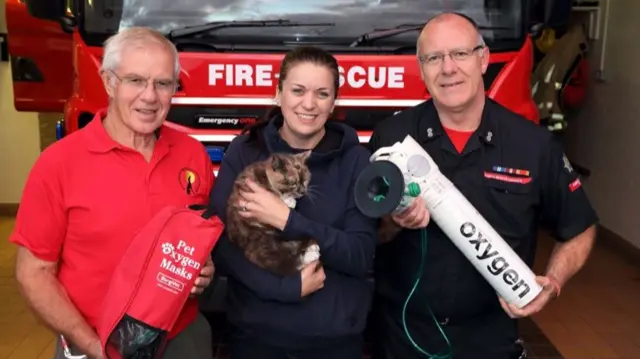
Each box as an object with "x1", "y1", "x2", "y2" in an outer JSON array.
[
  {"x1": 100, "y1": 27, "x2": 181, "y2": 80},
  {"x1": 476, "y1": 33, "x2": 486, "y2": 47}
]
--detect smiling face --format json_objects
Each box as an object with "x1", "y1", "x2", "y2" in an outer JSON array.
[
  {"x1": 276, "y1": 61, "x2": 336, "y2": 145},
  {"x1": 417, "y1": 14, "x2": 489, "y2": 112},
  {"x1": 102, "y1": 41, "x2": 176, "y2": 135}
]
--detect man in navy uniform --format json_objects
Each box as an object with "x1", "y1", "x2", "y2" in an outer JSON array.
[{"x1": 369, "y1": 12, "x2": 598, "y2": 359}]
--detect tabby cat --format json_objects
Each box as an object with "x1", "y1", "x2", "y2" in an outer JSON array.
[{"x1": 226, "y1": 151, "x2": 320, "y2": 276}]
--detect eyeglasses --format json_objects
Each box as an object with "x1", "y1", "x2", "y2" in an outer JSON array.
[
  {"x1": 418, "y1": 45, "x2": 485, "y2": 67},
  {"x1": 109, "y1": 70, "x2": 177, "y2": 96}
]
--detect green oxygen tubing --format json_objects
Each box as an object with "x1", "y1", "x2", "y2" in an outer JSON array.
[{"x1": 373, "y1": 177, "x2": 453, "y2": 359}]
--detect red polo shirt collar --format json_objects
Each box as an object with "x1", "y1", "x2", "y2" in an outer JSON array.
[{"x1": 84, "y1": 108, "x2": 178, "y2": 153}]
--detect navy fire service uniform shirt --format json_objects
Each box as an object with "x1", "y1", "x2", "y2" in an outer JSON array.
[{"x1": 368, "y1": 98, "x2": 599, "y2": 354}]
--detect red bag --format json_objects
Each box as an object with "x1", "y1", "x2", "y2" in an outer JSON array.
[{"x1": 97, "y1": 205, "x2": 224, "y2": 359}]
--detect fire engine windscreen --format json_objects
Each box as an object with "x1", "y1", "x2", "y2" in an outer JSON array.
[
  {"x1": 79, "y1": 0, "x2": 524, "y2": 47},
  {"x1": 354, "y1": 135, "x2": 542, "y2": 308}
]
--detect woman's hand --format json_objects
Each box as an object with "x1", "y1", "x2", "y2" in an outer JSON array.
[
  {"x1": 300, "y1": 261, "x2": 325, "y2": 297},
  {"x1": 237, "y1": 179, "x2": 291, "y2": 230}
]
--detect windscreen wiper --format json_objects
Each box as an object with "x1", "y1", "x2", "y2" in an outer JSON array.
[
  {"x1": 168, "y1": 19, "x2": 335, "y2": 40},
  {"x1": 349, "y1": 23, "x2": 511, "y2": 48}
]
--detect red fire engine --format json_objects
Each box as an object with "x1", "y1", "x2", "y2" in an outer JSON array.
[{"x1": 6, "y1": 0, "x2": 559, "y2": 176}]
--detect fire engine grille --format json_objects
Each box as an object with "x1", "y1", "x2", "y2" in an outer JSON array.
[
  {"x1": 168, "y1": 61, "x2": 507, "y2": 164},
  {"x1": 167, "y1": 106, "x2": 403, "y2": 132},
  {"x1": 167, "y1": 62, "x2": 506, "y2": 131}
]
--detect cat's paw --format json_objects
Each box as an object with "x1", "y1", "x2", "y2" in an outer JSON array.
[
  {"x1": 300, "y1": 244, "x2": 321, "y2": 266},
  {"x1": 281, "y1": 196, "x2": 297, "y2": 209}
]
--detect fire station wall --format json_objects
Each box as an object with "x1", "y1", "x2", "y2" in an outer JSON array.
[
  {"x1": 0, "y1": 0, "x2": 42, "y2": 213},
  {"x1": 0, "y1": 0, "x2": 4, "y2": 33},
  {"x1": 563, "y1": 0, "x2": 640, "y2": 250}
]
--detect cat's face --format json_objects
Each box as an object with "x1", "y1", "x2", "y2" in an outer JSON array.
[{"x1": 267, "y1": 151, "x2": 312, "y2": 198}]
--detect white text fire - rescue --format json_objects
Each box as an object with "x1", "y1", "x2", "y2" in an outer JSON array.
[{"x1": 208, "y1": 64, "x2": 405, "y2": 89}]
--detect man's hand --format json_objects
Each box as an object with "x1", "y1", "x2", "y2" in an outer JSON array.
[
  {"x1": 391, "y1": 197, "x2": 430, "y2": 229},
  {"x1": 15, "y1": 247, "x2": 102, "y2": 359},
  {"x1": 498, "y1": 276, "x2": 557, "y2": 318},
  {"x1": 86, "y1": 338, "x2": 104, "y2": 359},
  {"x1": 300, "y1": 260, "x2": 325, "y2": 298},
  {"x1": 191, "y1": 258, "x2": 215, "y2": 295}
]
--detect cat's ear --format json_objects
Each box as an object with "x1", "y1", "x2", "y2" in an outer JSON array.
[
  {"x1": 271, "y1": 156, "x2": 285, "y2": 172},
  {"x1": 295, "y1": 150, "x2": 311, "y2": 162}
]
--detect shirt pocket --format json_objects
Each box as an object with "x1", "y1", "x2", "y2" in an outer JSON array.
[{"x1": 483, "y1": 177, "x2": 536, "y2": 239}]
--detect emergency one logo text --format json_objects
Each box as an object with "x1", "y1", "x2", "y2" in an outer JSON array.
[
  {"x1": 160, "y1": 240, "x2": 201, "y2": 281},
  {"x1": 208, "y1": 63, "x2": 405, "y2": 89}
]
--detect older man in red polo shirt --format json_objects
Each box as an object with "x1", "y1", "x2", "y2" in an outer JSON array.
[{"x1": 10, "y1": 27, "x2": 216, "y2": 359}]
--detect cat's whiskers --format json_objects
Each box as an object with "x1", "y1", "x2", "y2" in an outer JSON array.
[{"x1": 305, "y1": 186, "x2": 322, "y2": 204}]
